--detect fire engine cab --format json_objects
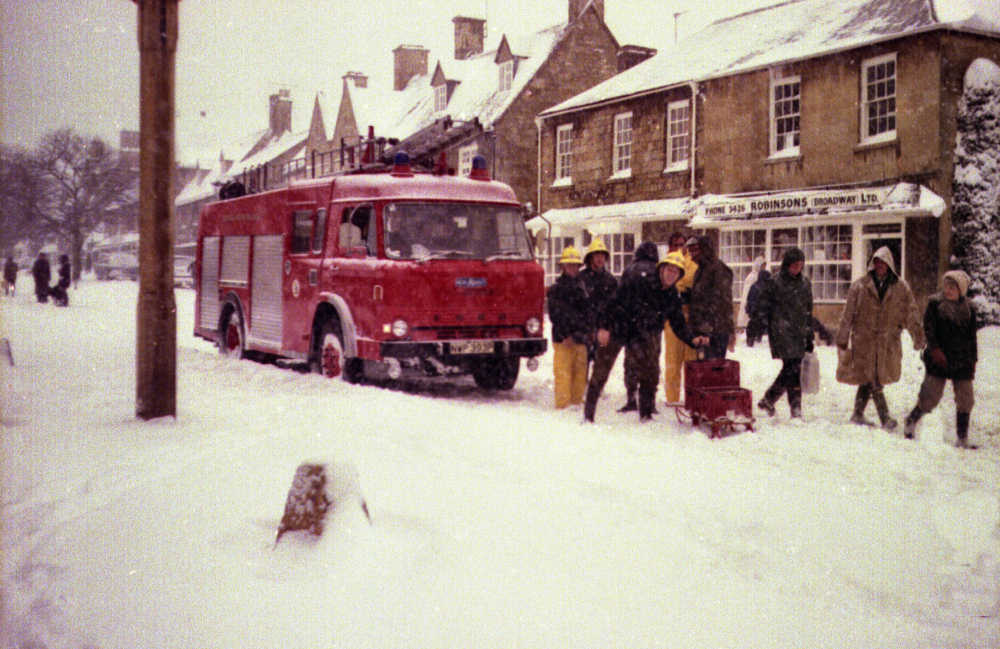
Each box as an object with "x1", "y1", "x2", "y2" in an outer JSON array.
[{"x1": 194, "y1": 153, "x2": 547, "y2": 390}]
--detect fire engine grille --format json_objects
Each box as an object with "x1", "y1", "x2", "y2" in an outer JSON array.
[{"x1": 415, "y1": 326, "x2": 524, "y2": 340}]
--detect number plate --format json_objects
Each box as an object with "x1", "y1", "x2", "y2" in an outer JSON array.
[{"x1": 450, "y1": 340, "x2": 494, "y2": 354}]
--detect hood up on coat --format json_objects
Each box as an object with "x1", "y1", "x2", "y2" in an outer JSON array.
[
  {"x1": 942, "y1": 269, "x2": 971, "y2": 297},
  {"x1": 686, "y1": 234, "x2": 718, "y2": 263},
  {"x1": 634, "y1": 241, "x2": 660, "y2": 264},
  {"x1": 867, "y1": 246, "x2": 898, "y2": 277},
  {"x1": 750, "y1": 256, "x2": 766, "y2": 274},
  {"x1": 779, "y1": 247, "x2": 805, "y2": 275}
]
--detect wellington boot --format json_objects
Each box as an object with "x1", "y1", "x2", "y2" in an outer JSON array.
[
  {"x1": 618, "y1": 399, "x2": 638, "y2": 413},
  {"x1": 903, "y1": 407, "x2": 923, "y2": 439},
  {"x1": 850, "y1": 384, "x2": 872, "y2": 425},
  {"x1": 871, "y1": 388, "x2": 897, "y2": 431}
]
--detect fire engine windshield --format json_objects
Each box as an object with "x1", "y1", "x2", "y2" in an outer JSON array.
[{"x1": 383, "y1": 202, "x2": 533, "y2": 261}]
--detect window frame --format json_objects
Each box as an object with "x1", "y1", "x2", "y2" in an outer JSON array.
[
  {"x1": 612, "y1": 111, "x2": 633, "y2": 177},
  {"x1": 555, "y1": 124, "x2": 573, "y2": 184},
  {"x1": 458, "y1": 143, "x2": 478, "y2": 177},
  {"x1": 770, "y1": 74, "x2": 801, "y2": 157},
  {"x1": 666, "y1": 99, "x2": 691, "y2": 171},
  {"x1": 499, "y1": 60, "x2": 514, "y2": 92},
  {"x1": 434, "y1": 83, "x2": 448, "y2": 113},
  {"x1": 860, "y1": 52, "x2": 897, "y2": 144},
  {"x1": 290, "y1": 210, "x2": 314, "y2": 255}
]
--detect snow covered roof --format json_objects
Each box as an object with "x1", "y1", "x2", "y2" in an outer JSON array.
[
  {"x1": 542, "y1": 0, "x2": 1000, "y2": 117},
  {"x1": 226, "y1": 128, "x2": 308, "y2": 178},
  {"x1": 386, "y1": 21, "x2": 569, "y2": 139}
]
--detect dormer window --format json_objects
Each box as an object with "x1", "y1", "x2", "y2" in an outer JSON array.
[
  {"x1": 434, "y1": 83, "x2": 447, "y2": 112},
  {"x1": 499, "y1": 60, "x2": 514, "y2": 92}
]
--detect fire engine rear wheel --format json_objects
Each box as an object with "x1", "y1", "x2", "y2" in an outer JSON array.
[
  {"x1": 472, "y1": 357, "x2": 519, "y2": 391},
  {"x1": 219, "y1": 307, "x2": 245, "y2": 359}
]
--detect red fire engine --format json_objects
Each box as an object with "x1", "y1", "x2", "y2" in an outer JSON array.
[{"x1": 193, "y1": 153, "x2": 546, "y2": 390}]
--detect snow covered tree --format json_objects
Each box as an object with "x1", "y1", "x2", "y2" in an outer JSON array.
[
  {"x1": 31, "y1": 129, "x2": 137, "y2": 281},
  {"x1": 952, "y1": 58, "x2": 1000, "y2": 325}
]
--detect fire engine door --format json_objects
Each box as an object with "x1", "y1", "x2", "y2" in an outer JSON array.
[
  {"x1": 283, "y1": 208, "x2": 327, "y2": 354},
  {"x1": 331, "y1": 204, "x2": 377, "y2": 345}
]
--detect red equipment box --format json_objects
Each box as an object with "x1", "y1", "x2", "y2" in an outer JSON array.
[
  {"x1": 684, "y1": 359, "x2": 740, "y2": 410},
  {"x1": 687, "y1": 387, "x2": 753, "y2": 425}
]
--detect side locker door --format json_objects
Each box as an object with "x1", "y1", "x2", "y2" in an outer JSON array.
[
  {"x1": 199, "y1": 236, "x2": 220, "y2": 332},
  {"x1": 249, "y1": 234, "x2": 284, "y2": 351}
]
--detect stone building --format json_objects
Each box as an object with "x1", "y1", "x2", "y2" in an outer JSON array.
[{"x1": 531, "y1": 0, "x2": 1000, "y2": 324}]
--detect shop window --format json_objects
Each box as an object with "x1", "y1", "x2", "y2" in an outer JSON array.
[
  {"x1": 610, "y1": 231, "x2": 636, "y2": 275},
  {"x1": 771, "y1": 228, "x2": 799, "y2": 265},
  {"x1": 802, "y1": 225, "x2": 852, "y2": 301},
  {"x1": 719, "y1": 230, "x2": 767, "y2": 299}
]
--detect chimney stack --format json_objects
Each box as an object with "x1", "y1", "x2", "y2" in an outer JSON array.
[
  {"x1": 452, "y1": 16, "x2": 486, "y2": 60},
  {"x1": 569, "y1": 0, "x2": 604, "y2": 23},
  {"x1": 269, "y1": 88, "x2": 292, "y2": 135},
  {"x1": 393, "y1": 45, "x2": 429, "y2": 91},
  {"x1": 343, "y1": 71, "x2": 368, "y2": 88}
]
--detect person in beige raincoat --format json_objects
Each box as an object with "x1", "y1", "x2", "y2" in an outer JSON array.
[{"x1": 835, "y1": 246, "x2": 925, "y2": 430}]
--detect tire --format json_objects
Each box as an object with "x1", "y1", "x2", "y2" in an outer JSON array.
[
  {"x1": 315, "y1": 319, "x2": 363, "y2": 383},
  {"x1": 219, "y1": 306, "x2": 245, "y2": 359},
  {"x1": 473, "y1": 357, "x2": 519, "y2": 391}
]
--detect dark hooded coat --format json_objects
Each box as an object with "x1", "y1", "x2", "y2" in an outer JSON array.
[
  {"x1": 754, "y1": 248, "x2": 814, "y2": 360},
  {"x1": 600, "y1": 242, "x2": 662, "y2": 344},
  {"x1": 547, "y1": 272, "x2": 590, "y2": 345},
  {"x1": 687, "y1": 235, "x2": 734, "y2": 338}
]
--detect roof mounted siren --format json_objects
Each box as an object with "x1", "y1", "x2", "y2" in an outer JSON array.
[
  {"x1": 470, "y1": 154, "x2": 490, "y2": 181},
  {"x1": 391, "y1": 151, "x2": 413, "y2": 177}
]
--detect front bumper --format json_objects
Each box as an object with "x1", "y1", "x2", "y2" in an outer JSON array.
[{"x1": 380, "y1": 337, "x2": 547, "y2": 360}]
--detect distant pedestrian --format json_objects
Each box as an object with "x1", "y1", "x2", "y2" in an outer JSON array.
[
  {"x1": 50, "y1": 254, "x2": 71, "y2": 307},
  {"x1": 686, "y1": 235, "x2": 735, "y2": 359},
  {"x1": 902, "y1": 270, "x2": 980, "y2": 447},
  {"x1": 3, "y1": 256, "x2": 17, "y2": 296},
  {"x1": 662, "y1": 231, "x2": 698, "y2": 404},
  {"x1": 737, "y1": 255, "x2": 766, "y2": 331},
  {"x1": 836, "y1": 246, "x2": 924, "y2": 430},
  {"x1": 31, "y1": 252, "x2": 51, "y2": 303},
  {"x1": 752, "y1": 248, "x2": 814, "y2": 419},
  {"x1": 744, "y1": 267, "x2": 772, "y2": 347},
  {"x1": 547, "y1": 246, "x2": 589, "y2": 409}
]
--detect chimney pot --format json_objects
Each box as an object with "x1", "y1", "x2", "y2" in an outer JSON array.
[{"x1": 452, "y1": 16, "x2": 486, "y2": 60}]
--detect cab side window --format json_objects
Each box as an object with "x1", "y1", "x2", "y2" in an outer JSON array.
[
  {"x1": 291, "y1": 210, "x2": 313, "y2": 254},
  {"x1": 339, "y1": 205, "x2": 374, "y2": 256}
]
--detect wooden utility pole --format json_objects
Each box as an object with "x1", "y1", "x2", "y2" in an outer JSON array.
[{"x1": 134, "y1": 0, "x2": 179, "y2": 419}]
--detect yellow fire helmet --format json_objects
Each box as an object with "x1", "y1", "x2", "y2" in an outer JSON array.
[
  {"x1": 657, "y1": 250, "x2": 687, "y2": 279},
  {"x1": 559, "y1": 246, "x2": 583, "y2": 265},
  {"x1": 583, "y1": 238, "x2": 609, "y2": 264}
]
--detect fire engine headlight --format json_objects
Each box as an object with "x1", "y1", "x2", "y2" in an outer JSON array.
[
  {"x1": 391, "y1": 319, "x2": 409, "y2": 338},
  {"x1": 525, "y1": 317, "x2": 541, "y2": 336}
]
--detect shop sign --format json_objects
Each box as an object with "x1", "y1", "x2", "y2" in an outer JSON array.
[{"x1": 698, "y1": 188, "x2": 889, "y2": 220}]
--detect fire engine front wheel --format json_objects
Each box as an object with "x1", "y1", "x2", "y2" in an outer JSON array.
[
  {"x1": 219, "y1": 307, "x2": 245, "y2": 359},
  {"x1": 315, "y1": 320, "x2": 363, "y2": 384},
  {"x1": 472, "y1": 357, "x2": 519, "y2": 391}
]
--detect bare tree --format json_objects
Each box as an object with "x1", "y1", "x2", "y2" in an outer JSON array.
[
  {"x1": 0, "y1": 145, "x2": 47, "y2": 253},
  {"x1": 32, "y1": 129, "x2": 137, "y2": 280}
]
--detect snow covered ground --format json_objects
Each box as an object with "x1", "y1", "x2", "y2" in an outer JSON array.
[{"x1": 2, "y1": 279, "x2": 998, "y2": 649}]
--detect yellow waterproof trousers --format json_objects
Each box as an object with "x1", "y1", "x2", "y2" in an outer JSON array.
[
  {"x1": 553, "y1": 339, "x2": 589, "y2": 408},
  {"x1": 663, "y1": 314, "x2": 697, "y2": 404}
]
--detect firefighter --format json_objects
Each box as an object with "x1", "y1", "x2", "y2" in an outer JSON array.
[
  {"x1": 547, "y1": 246, "x2": 590, "y2": 409},
  {"x1": 662, "y1": 231, "x2": 698, "y2": 405}
]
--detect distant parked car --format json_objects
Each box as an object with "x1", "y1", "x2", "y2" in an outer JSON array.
[
  {"x1": 94, "y1": 252, "x2": 139, "y2": 281},
  {"x1": 174, "y1": 255, "x2": 195, "y2": 288}
]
